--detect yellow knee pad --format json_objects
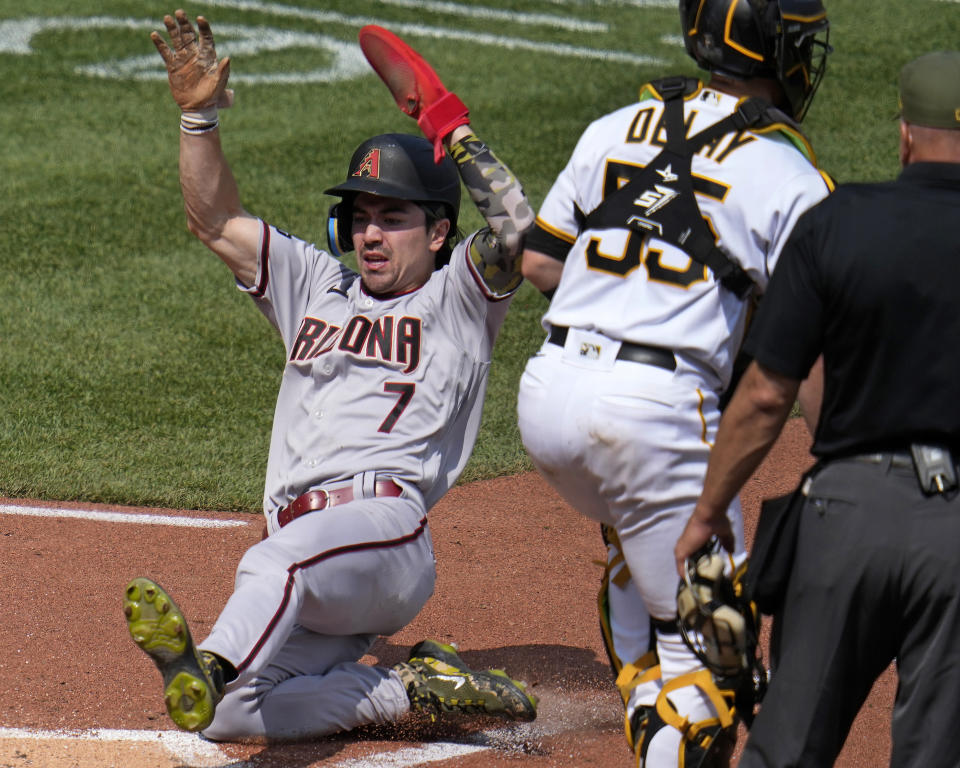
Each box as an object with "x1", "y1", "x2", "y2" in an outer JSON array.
[{"x1": 617, "y1": 652, "x2": 661, "y2": 723}]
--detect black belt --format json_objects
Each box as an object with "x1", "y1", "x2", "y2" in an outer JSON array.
[
  {"x1": 846, "y1": 449, "x2": 959, "y2": 494},
  {"x1": 548, "y1": 326, "x2": 676, "y2": 372},
  {"x1": 849, "y1": 452, "x2": 914, "y2": 470}
]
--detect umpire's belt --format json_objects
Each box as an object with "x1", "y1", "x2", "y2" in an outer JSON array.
[
  {"x1": 548, "y1": 326, "x2": 676, "y2": 371},
  {"x1": 277, "y1": 479, "x2": 403, "y2": 528},
  {"x1": 849, "y1": 451, "x2": 914, "y2": 470}
]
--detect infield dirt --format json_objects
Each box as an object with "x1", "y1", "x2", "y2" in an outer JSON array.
[{"x1": 0, "y1": 417, "x2": 892, "y2": 766}]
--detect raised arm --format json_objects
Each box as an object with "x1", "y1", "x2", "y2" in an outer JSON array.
[
  {"x1": 358, "y1": 25, "x2": 533, "y2": 295},
  {"x1": 151, "y1": 10, "x2": 260, "y2": 286},
  {"x1": 447, "y1": 125, "x2": 533, "y2": 296}
]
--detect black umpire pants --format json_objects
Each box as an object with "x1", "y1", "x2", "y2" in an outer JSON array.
[{"x1": 740, "y1": 455, "x2": 960, "y2": 768}]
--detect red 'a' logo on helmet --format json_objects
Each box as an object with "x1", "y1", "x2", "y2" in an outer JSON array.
[{"x1": 352, "y1": 148, "x2": 380, "y2": 179}]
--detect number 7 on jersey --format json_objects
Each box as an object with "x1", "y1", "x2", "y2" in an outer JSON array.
[{"x1": 378, "y1": 382, "x2": 415, "y2": 433}]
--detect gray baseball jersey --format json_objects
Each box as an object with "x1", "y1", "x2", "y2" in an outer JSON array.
[
  {"x1": 244, "y1": 220, "x2": 513, "y2": 530},
  {"x1": 199, "y1": 220, "x2": 519, "y2": 740},
  {"x1": 195, "y1": 131, "x2": 531, "y2": 741}
]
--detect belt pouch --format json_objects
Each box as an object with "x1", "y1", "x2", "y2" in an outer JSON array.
[{"x1": 744, "y1": 464, "x2": 819, "y2": 616}]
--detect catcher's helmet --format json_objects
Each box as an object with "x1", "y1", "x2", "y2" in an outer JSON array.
[
  {"x1": 679, "y1": 0, "x2": 830, "y2": 121},
  {"x1": 324, "y1": 133, "x2": 461, "y2": 265}
]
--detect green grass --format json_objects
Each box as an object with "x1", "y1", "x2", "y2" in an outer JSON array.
[{"x1": 1, "y1": 0, "x2": 957, "y2": 511}]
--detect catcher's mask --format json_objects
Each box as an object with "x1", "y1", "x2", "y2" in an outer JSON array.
[
  {"x1": 679, "y1": 0, "x2": 831, "y2": 121},
  {"x1": 676, "y1": 539, "x2": 767, "y2": 719},
  {"x1": 324, "y1": 133, "x2": 461, "y2": 268}
]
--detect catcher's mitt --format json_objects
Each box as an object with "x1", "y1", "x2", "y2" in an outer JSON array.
[
  {"x1": 676, "y1": 539, "x2": 767, "y2": 724},
  {"x1": 358, "y1": 25, "x2": 469, "y2": 163}
]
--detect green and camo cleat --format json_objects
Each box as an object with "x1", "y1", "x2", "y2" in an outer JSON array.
[
  {"x1": 395, "y1": 639, "x2": 537, "y2": 722},
  {"x1": 123, "y1": 577, "x2": 225, "y2": 733}
]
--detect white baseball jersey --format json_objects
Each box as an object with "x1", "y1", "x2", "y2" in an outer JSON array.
[
  {"x1": 518, "y1": 80, "x2": 832, "y2": 765},
  {"x1": 536, "y1": 82, "x2": 833, "y2": 393},
  {"x1": 241, "y1": 220, "x2": 513, "y2": 522}
]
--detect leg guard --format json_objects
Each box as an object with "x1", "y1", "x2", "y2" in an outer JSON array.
[
  {"x1": 598, "y1": 526, "x2": 665, "y2": 756},
  {"x1": 598, "y1": 524, "x2": 655, "y2": 675},
  {"x1": 633, "y1": 670, "x2": 738, "y2": 768},
  {"x1": 619, "y1": 654, "x2": 662, "y2": 751}
]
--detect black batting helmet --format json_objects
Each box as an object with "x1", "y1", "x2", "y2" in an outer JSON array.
[
  {"x1": 324, "y1": 133, "x2": 461, "y2": 266},
  {"x1": 679, "y1": 0, "x2": 830, "y2": 121}
]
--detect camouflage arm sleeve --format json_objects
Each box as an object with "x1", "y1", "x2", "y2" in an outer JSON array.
[{"x1": 449, "y1": 133, "x2": 534, "y2": 296}]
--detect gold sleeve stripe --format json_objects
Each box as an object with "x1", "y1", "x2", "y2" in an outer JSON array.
[
  {"x1": 535, "y1": 216, "x2": 577, "y2": 244},
  {"x1": 820, "y1": 170, "x2": 836, "y2": 193}
]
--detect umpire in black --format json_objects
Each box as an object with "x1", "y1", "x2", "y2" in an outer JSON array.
[{"x1": 674, "y1": 51, "x2": 960, "y2": 767}]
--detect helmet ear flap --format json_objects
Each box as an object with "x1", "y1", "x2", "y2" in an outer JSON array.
[{"x1": 327, "y1": 202, "x2": 353, "y2": 258}]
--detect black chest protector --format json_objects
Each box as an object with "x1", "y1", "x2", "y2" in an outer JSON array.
[{"x1": 578, "y1": 77, "x2": 786, "y2": 299}]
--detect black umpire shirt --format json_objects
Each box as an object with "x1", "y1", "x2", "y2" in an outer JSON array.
[{"x1": 743, "y1": 161, "x2": 960, "y2": 460}]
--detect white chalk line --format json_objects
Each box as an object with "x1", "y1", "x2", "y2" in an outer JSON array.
[
  {"x1": 0, "y1": 727, "x2": 231, "y2": 767},
  {"x1": 0, "y1": 503, "x2": 249, "y2": 528},
  {"x1": 0, "y1": 508, "x2": 611, "y2": 768},
  {"x1": 333, "y1": 743, "x2": 489, "y2": 767},
  {"x1": 0, "y1": 690, "x2": 615, "y2": 766},
  {"x1": 375, "y1": 0, "x2": 608, "y2": 31},
  {"x1": 0, "y1": 14, "x2": 663, "y2": 80},
  {"x1": 0, "y1": 726, "x2": 496, "y2": 767},
  {"x1": 200, "y1": 0, "x2": 604, "y2": 33},
  {"x1": 543, "y1": 0, "x2": 677, "y2": 6},
  {"x1": 196, "y1": 0, "x2": 662, "y2": 64},
  {"x1": 0, "y1": 2, "x2": 671, "y2": 86}
]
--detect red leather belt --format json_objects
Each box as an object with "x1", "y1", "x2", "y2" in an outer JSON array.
[{"x1": 277, "y1": 479, "x2": 403, "y2": 528}]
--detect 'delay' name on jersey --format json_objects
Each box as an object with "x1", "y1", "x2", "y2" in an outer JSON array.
[{"x1": 290, "y1": 314, "x2": 421, "y2": 373}]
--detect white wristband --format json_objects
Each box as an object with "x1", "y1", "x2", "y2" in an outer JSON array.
[{"x1": 180, "y1": 107, "x2": 219, "y2": 135}]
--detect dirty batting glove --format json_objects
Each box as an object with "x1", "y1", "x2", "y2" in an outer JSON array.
[{"x1": 150, "y1": 10, "x2": 234, "y2": 133}]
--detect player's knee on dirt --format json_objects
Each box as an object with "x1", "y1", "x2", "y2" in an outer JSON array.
[{"x1": 631, "y1": 669, "x2": 737, "y2": 768}]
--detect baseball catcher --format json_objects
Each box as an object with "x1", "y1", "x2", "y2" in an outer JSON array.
[{"x1": 516, "y1": 0, "x2": 832, "y2": 765}]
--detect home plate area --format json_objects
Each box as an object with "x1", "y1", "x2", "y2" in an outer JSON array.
[{"x1": 0, "y1": 419, "x2": 891, "y2": 767}]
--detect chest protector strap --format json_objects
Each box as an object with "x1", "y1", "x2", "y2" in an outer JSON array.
[{"x1": 579, "y1": 77, "x2": 774, "y2": 299}]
